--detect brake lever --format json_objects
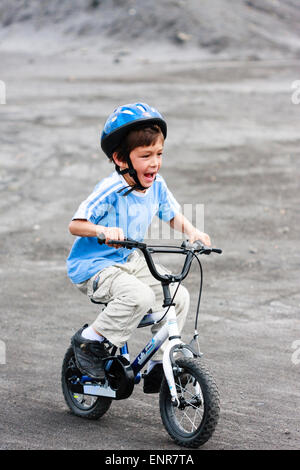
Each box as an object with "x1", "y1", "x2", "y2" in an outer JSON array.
[
  {"x1": 181, "y1": 239, "x2": 208, "y2": 252},
  {"x1": 193, "y1": 240, "x2": 222, "y2": 255},
  {"x1": 193, "y1": 240, "x2": 209, "y2": 253}
]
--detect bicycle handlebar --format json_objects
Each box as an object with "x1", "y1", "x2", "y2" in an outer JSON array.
[{"x1": 97, "y1": 233, "x2": 222, "y2": 284}]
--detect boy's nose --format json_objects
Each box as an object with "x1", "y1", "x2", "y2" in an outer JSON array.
[
  {"x1": 150, "y1": 163, "x2": 159, "y2": 171},
  {"x1": 150, "y1": 156, "x2": 161, "y2": 167}
]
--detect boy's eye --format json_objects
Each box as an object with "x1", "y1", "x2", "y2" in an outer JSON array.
[{"x1": 140, "y1": 153, "x2": 163, "y2": 158}]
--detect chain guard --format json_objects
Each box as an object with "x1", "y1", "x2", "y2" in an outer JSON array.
[{"x1": 105, "y1": 355, "x2": 135, "y2": 400}]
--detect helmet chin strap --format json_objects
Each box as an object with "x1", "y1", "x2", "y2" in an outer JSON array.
[{"x1": 115, "y1": 155, "x2": 147, "y2": 196}]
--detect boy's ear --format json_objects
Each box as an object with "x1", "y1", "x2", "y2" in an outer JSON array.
[{"x1": 112, "y1": 152, "x2": 126, "y2": 168}]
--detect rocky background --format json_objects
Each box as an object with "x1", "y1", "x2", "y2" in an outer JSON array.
[
  {"x1": 0, "y1": 0, "x2": 299, "y2": 450},
  {"x1": 0, "y1": 0, "x2": 300, "y2": 58}
]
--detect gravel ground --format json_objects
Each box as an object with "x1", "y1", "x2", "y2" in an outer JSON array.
[{"x1": 0, "y1": 0, "x2": 299, "y2": 451}]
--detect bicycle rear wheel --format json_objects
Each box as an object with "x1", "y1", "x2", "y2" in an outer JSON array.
[
  {"x1": 159, "y1": 357, "x2": 220, "y2": 448},
  {"x1": 61, "y1": 346, "x2": 112, "y2": 419}
]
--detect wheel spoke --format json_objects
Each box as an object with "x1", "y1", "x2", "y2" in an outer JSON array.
[
  {"x1": 180, "y1": 408, "x2": 199, "y2": 432},
  {"x1": 174, "y1": 373, "x2": 204, "y2": 434}
]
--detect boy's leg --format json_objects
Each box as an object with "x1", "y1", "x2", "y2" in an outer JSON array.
[
  {"x1": 72, "y1": 260, "x2": 156, "y2": 379},
  {"x1": 90, "y1": 265, "x2": 156, "y2": 348}
]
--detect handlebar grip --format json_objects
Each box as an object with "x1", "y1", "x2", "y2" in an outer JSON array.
[
  {"x1": 212, "y1": 248, "x2": 222, "y2": 254},
  {"x1": 97, "y1": 233, "x2": 135, "y2": 248},
  {"x1": 97, "y1": 233, "x2": 106, "y2": 245}
]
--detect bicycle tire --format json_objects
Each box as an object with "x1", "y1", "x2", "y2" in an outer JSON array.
[
  {"x1": 159, "y1": 357, "x2": 220, "y2": 448},
  {"x1": 61, "y1": 346, "x2": 112, "y2": 420}
]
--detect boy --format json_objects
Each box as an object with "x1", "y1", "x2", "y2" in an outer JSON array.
[{"x1": 67, "y1": 102, "x2": 211, "y2": 393}]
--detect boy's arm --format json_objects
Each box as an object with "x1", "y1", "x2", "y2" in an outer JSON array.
[
  {"x1": 69, "y1": 219, "x2": 124, "y2": 247},
  {"x1": 169, "y1": 213, "x2": 211, "y2": 246},
  {"x1": 69, "y1": 219, "x2": 99, "y2": 237}
]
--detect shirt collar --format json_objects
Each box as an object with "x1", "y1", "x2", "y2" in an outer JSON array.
[{"x1": 116, "y1": 171, "x2": 151, "y2": 197}]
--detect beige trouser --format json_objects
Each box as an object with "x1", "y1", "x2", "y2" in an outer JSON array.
[{"x1": 76, "y1": 250, "x2": 190, "y2": 361}]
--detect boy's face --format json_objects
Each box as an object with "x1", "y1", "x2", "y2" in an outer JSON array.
[{"x1": 115, "y1": 136, "x2": 164, "y2": 191}]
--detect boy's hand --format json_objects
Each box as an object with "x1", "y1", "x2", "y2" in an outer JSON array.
[
  {"x1": 188, "y1": 229, "x2": 211, "y2": 246},
  {"x1": 169, "y1": 214, "x2": 211, "y2": 247},
  {"x1": 96, "y1": 226, "x2": 125, "y2": 248}
]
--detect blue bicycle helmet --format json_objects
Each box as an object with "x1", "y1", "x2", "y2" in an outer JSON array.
[{"x1": 101, "y1": 102, "x2": 167, "y2": 159}]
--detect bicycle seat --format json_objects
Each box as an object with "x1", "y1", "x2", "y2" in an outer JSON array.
[
  {"x1": 137, "y1": 309, "x2": 166, "y2": 328},
  {"x1": 90, "y1": 298, "x2": 165, "y2": 328},
  {"x1": 90, "y1": 298, "x2": 107, "y2": 305}
]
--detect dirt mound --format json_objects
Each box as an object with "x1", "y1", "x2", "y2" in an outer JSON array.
[{"x1": 0, "y1": 0, "x2": 299, "y2": 58}]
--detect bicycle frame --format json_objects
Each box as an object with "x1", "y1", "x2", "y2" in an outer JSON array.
[
  {"x1": 131, "y1": 305, "x2": 195, "y2": 404},
  {"x1": 80, "y1": 305, "x2": 194, "y2": 405}
]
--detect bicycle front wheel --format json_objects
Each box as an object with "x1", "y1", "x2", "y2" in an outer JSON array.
[{"x1": 159, "y1": 357, "x2": 220, "y2": 448}]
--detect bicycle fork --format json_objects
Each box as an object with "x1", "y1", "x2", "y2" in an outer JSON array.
[{"x1": 161, "y1": 306, "x2": 195, "y2": 406}]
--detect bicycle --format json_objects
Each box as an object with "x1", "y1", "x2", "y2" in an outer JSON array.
[{"x1": 61, "y1": 235, "x2": 222, "y2": 448}]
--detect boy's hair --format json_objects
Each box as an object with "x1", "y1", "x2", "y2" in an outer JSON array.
[{"x1": 111, "y1": 124, "x2": 164, "y2": 163}]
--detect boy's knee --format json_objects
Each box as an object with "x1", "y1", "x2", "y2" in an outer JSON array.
[
  {"x1": 120, "y1": 283, "x2": 155, "y2": 312},
  {"x1": 136, "y1": 285, "x2": 156, "y2": 311}
]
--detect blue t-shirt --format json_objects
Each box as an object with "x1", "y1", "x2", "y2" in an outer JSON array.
[{"x1": 66, "y1": 171, "x2": 180, "y2": 283}]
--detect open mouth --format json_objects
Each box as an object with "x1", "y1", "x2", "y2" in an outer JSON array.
[{"x1": 143, "y1": 172, "x2": 156, "y2": 183}]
